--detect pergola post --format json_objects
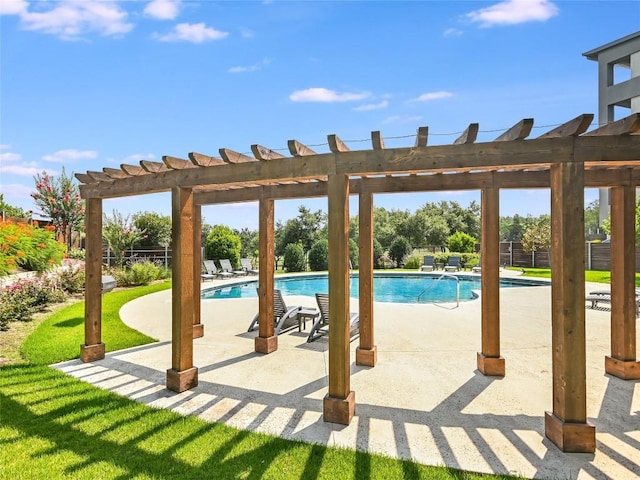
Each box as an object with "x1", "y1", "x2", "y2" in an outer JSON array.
[
  {"x1": 324, "y1": 173, "x2": 355, "y2": 425},
  {"x1": 167, "y1": 187, "x2": 198, "y2": 393},
  {"x1": 606, "y1": 184, "x2": 640, "y2": 379},
  {"x1": 477, "y1": 186, "x2": 504, "y2": 376},
  {"x1": 255, "y1": 196, "x2": 277, "y2": 354},
  {"x1": 356, "y1": 189, "x2": 377, "y2": 366},
  {"x1": 80, "y1": 197, "x2": 105, "y2": 362},
  {"x1": 193, "y1": 204, "x2": 204, "y2": 338},
  {"x1": 545, "y1": 160, "x2": 595, "y2": 453}
]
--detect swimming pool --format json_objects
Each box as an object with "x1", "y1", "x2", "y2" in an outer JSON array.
[{"x1": 201, "y1": 273, "x2": 549, "y2": 304}]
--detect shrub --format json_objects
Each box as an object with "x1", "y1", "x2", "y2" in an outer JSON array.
[
  {"x1": 205, "y1": 225, "x2": 242, "y2": 268},
  {"x1": 0, "y1": 220, "x2": 65, "y2": 275},
  {"x1": 373, "y1": 238, "x2": 384, "y2": 269},
  {"x1": 447, "y1": 231, "x2": 477, "y2": 254},
  {"x1": 57, "y1": 262, "x2": 86, "y2": 294},
  {"x1": 389, "y1": 236, "x2": 411, "y2": 267},
  {"x1": 0, "y1": 277, "x2": 67, "y2": 331},
  {"x1": 349, "y1": 238, "x2": 359, "y2": 268},
  {"x1": 67, "y1": 248, "x2": 86, "y2": 260},
  {"x1": 108, "y1": 259, "x2": 165, "y2": 287},
  {"x1": 283, "y1": 243, "x2": 305, "y2": 272},
  {"x1": 403, "y1": 253, "x2": 423, "y2": 270},
  {"x1": 308, "y1": 239, "x2": 329, "y2": 271}
]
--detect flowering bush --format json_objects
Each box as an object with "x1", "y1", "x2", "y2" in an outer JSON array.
[
  {"x1": 0, "y1": 220, "x2": 65, "y2": 275},
  {"x1": 0, "y1": 276, "x2": 67, "y2": 331},
  {"x1": 103, "y1": 210, "x2": 145, "y2": 267},
  {"x1": 57, "y1": 261, "x2": 86, "y2": 294}
]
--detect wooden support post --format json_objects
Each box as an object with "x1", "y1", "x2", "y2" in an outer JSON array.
[
  {"x1": 356, "y1": 189, "x2": 377, "y2": 367},
  {"x1": 324, "y1": 173, "x2": 355, "y2": 425},
  {"x1": 167, "y1": 187, "x2": 198, "y2": 393},
  {"x1": 545, "y1": 161, "x2": 595, "y2": 453},
  {"x1": 81, "y1": 197, "x2": 105, "y2": 362},
  {"x1": 255, "y1": 197, "x2": 277, "y2": 354},
  {"x1": 606, "y1": 185, "x2": 640, "y2": 379},
  {"x1": 193, "y1": 204, "x2": 204, "y2": 338},
  {"x1": 477, "y1": 186, "x2": 504, "y2": 376}
]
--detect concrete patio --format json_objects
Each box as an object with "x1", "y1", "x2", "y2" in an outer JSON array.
[{"x1": 54, "y1": 273, "x2": 640, "y2": 479}]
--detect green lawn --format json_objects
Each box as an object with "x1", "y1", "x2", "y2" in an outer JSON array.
[
  {"x1": 0, "y1": 281, "x2": 522, "y2": 480},
  {"x1": 511, "y1": 267, "x2": 640, "y2": 286}
]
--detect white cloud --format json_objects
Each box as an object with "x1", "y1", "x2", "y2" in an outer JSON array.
[
  {"x1": 466, "y1": 0, "x2": 559, "y2": 27},
  {"x1": 8, "y1": 0, "x2": 133, "y2": 40},
  {"x1": 0, "y1": 164, "x2": 56, "y2": 176},
  {"x1": 42, "y1": 149, "x2": 98, "y2": 163},
  {"x1": 108, "y1": 153, "x2": 156, "y2": 164},
  {"x1": 144, "y1": 0, "x2": 180, "y2": 20},
  {"x1": 153, "y1": 22, "x2": 228, "y2": 43},
  {"x1": 0, "y1": 151, "x2": 21, "y2": 162},
  {"x1": 382, "y1": 115, "x2": 423, "y2": 125},
  {"x1": 228, "y1": 58, "x2": 271, "y2": 74},
  {"x1": 0, "y1": 0, "x2": 28, "y2": 15},
  {"x1": 239, "y1": 27, "x2": 253, "y2": 38},
  {"x1": 444, "y1": 28, "x2": 463, "y2": 37},
  {"x1": 1, "y1": 183, "x2": 32, "y2": 198},
  {"x1": 412, "y1": 91, "x2": 454, "y2": 102},
  {"x1": 289, "y1": 88, "x2": 370, "y2": 103},
  {"x1": 353, "y1": 100, "x2": 389, "y2": 112}
]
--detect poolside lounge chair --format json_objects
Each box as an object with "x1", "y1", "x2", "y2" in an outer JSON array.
[
  {"x1": 307, "y1": 293, "x2": 359, "y2": 343},
  {"x1": 247, "y1": 289, "x2": 316, "y2": 335},
  {"x1": 220, "y1": 258, "x2": 246, "y2": 276},
  {"x1": 444, "y1": 256, "x2": 461, "y2": 272},
  {"x1": 586, "y1": 289, "x2": 640, "y2": 316},
  {"x1": 420, "y1": 255, "x2": 435, "y2": 272},
  {"x1": 203, "y1": 259, "x2": 233, "y2": 279},
  {"x1": 240, "y1": 257, "x2": 259, "y2": 275}
]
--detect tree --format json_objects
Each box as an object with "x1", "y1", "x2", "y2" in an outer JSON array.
[
  {"x1": 31, "y1": 167, "x2": 84, "y2": 250},
  {"x1": 584, "y1": 199, "x2": 600, "y2": 236},
  {"x1": 448, "y1": 231, "x2": 477, "y2": 253},
  {"x1": 103, "y1": 210, "x2": 144, "y2": 267},
  {"x1": 283, "y1": 243, "x2": 305, "y2": 272},
  {"x1": 234, "y1": 227, "x2": 259, "y2": 258},
  {"x1": 521, "y1": 220, "x2": 551, "y2": 254},
  {"x1": 388, "y1": 236, "x2": 411, "y2": 267},
  {"x1": 205, "y1": 225, "x2": 242, "y2": 267},
  {"x1": 0, "y1": 194, "x2": 28, "y2": 219},
  {"x1": 275, "y1": 206, "x2": 326, "y2": 256},
  {"x1": 308, "y1": 239, "x2": 329, "y2": 271},
  {"x1": 133, "y1": 212, "x2": 172, "y2": 247}
]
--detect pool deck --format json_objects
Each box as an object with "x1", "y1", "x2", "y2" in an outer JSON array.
[{"x1": 53, "y1": 270, "x2": 640, "y2": 479}]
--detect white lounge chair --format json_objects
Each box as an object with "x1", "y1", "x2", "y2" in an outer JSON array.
[
  {"x1": 220, "y1": 258, "x2": 246, "y2": 276},
  {"x1": 240, "y1": 257, "x2": 259, "y2": 275},
  {"x1": 307, "y1": 293, "x2": 359, "y2": 343},
  {"x1": 203, "y1": 259, "x2": 233, "y2": 279}
]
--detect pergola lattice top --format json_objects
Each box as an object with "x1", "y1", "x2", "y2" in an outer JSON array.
[{"x1": 76, "y1": 113, "x2": 640, "y2": 202}]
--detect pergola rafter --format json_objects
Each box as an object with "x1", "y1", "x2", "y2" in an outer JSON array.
[{"x1": 78, "y1": 113, "x2": 640, "y2": 455}]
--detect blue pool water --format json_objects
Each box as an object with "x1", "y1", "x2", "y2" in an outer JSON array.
[{"x1": 201, "y1": 273, "x2": 548, "y2": 304}]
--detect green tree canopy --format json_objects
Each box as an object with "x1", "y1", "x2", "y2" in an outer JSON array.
[
  {"x1": 447, "y1": 231, "x2": 477, "y2": 253},
  {"x1": 133, "y1": 211, "x2": 172, "y2": 247},
  {"x1": 205, "y1": 225, "x2": 242, "y2": 267}
]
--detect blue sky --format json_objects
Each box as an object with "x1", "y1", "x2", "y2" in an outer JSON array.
[{"x1": 1, "y1": 0, "x2": 639, "y2": 229}]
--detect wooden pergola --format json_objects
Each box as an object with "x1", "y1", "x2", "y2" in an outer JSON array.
[{"x1": 77, "y1": 113, "x2": 640, "y2": 454}]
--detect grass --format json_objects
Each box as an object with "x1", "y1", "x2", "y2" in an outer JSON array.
[
  {"x1": 0, "y1": 281, "x2": 522, "y2": 479},
  {"x1": 21, "y1": 281, "x2": 171, "y2": 365},
  {"x1": 0, "y1": 364, "x2": 519, "y2": 480},
  {"x1": 511, "y1": 267, "x2": 640, "y2": 286}
]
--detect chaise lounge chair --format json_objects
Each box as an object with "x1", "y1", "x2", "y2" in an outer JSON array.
[
  {"x1": 220, "y1": 258, "x2": 246, "y2": 276},
  {"x1": 586, "y1": 289, "x2": 640, "y2": 316},
  {"x1": 203, "y1": 259, "x2": 233, "y2": 279},
  {"x1": 240, "y1": 257, "x2": 259, "y2": 275},
  {"x1": 420, "y1": 255, "x2": 435, "y2": 272},
  {"x1": 247, "y1": 289, "x2": 317, "y2": 335},
  {"x1": 444, "y1": 255, "x2": 461, "y2": 272},
  {"x1": 307, "y1": 293, "x2": 360, "y2": 343}
]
